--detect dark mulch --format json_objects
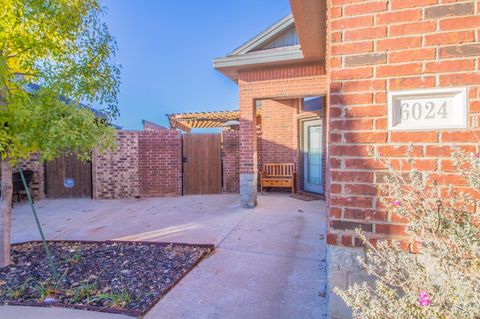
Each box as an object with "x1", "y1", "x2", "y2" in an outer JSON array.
[{"x1": 0, "y1": 241, "x2": 213, "y2": 317}]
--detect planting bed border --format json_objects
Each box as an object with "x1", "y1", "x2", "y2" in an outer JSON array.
[{"x1": 1, "y1": 240, "x2": 215, "y2": 318}]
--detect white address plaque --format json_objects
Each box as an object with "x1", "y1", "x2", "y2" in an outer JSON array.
[{"x1": 388, "y1": 87, "x2": 467, "y2": 131}]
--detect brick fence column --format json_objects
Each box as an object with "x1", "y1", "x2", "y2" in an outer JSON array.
[
  {"x1": 239, "y1": 84, "x2": 258, "y2": 208},
  {"x1": 222, "y1": 130, "x2": 240, "y2": 193}
]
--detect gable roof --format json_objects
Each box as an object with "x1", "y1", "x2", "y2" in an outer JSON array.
[
  {"x1": 228, "y1": 14, "x2": 298, "y2": 56},
  {"x1": 213, "y1": 14, "x2": 304, "y2": 81}
]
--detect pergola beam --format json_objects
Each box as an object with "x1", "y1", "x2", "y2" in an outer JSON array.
[{"x1": 167, "y1": 110, "x2": 260, "y2": 132}]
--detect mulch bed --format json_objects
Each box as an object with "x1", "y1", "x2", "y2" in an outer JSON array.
[{"x1": 0, "y1": 240, "x2": 213, "y2": 317}]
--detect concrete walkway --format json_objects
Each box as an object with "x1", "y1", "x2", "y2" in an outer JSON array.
[
  {"x1": 4, "y1": 194, "x2": 327, "y2": 319},
  {"x1": 0, "y1": 306, "x2": 132, "y2": 319},
  {"x1": 11, "y1": 195, "x2": 247, "y2": 245}
]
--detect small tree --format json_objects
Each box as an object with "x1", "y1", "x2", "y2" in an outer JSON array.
[
  {"x1": 335, "y1": 149, "x2": 480, "y2": 319},
  {"x1": 0, "y1": 0, "x2": 120, "y2": 266}
]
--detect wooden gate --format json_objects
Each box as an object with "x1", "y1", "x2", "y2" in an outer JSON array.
[
  {"x1": 45, "y1": 155, "x2": 92, "y2": 198},
  {"x1": 182, "y1": 134, "x2": 222, "y2": 195}
]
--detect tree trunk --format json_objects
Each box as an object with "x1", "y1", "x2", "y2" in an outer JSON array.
[{"x1": 0, "y1": 159, "x2": 12, "y2": 267}]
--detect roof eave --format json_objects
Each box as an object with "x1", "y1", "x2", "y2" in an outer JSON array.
[
  {"x1": 290, "y1": 0, "x2": 326, "y2": 59},
  {"x1": 213, "y1": 47, "x2": 304, "y2": 81}
]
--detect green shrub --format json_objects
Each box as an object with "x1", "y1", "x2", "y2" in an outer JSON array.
[{"x1": 335, "y1": 148, "x2": 480, "y2": 319}]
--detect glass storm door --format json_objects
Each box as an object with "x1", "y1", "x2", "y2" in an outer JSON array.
[{"x1": 303, "y1": 119, "x2": 323, "y2": 194}]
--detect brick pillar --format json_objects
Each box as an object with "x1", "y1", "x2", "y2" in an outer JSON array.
[
  {"x1": 239, "y1": 91, "x2": 257, "y2": 208},
  {"x1": 222, "y1": 131, "x2": 240, "y2": 193}
]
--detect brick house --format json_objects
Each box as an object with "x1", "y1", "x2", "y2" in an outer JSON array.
[
  {"x1": 214, "y1": 9, "x2": 329, "y2": 207},
  {"x1": 215, "y1": 0, "x2": 480, "y2": 317}
]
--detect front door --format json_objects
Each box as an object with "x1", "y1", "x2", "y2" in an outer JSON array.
[{"x1": 302, "y1": 119, "x2": 323, "y2": 194}]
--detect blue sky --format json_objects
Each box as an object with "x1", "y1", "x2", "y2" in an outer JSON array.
[{"x1": 103, "y1": 0, "x2": 292, "y2": 129}]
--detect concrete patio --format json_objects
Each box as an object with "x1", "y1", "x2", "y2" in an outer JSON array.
[{"x1": 4, "y1": 193, "x2": 327, "y2": 319}]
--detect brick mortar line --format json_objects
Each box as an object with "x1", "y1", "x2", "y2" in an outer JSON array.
[
  {"x1": 333, "y1": 56, "x2": 479, "y2": 64},
  {"x1": 333, "y1": 35, "x2": 478, "y2": 44},
  {"x1": 330, "y1": 8, "x2": 476, "y2": 21}
]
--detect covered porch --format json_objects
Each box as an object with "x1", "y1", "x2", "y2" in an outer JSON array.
[
  {"x1": 236, "y1": 81, "x2": 327, "y2": 208},
  {"x1": 213, "y1": 9, "x2": 327, "y2": 207},
  {"x1": 167, "y1": 99, "x2": 326, "y2": 202}
]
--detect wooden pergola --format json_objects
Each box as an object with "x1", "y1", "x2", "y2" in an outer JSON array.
[{"x1": 168, "y1": 110, "x2": 261, "y2": 132}]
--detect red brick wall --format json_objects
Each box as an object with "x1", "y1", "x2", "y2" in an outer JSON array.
[
  {"x1": 222, "y1": 130, "x2": 240, "y2": 193},
  {"x1": 138, "y1": 130, "x2": 182, "y2": 197},
  {"x1": 240, "y1": 63, "x2": 325, "y2": 82},
  {"x1": 326, "y1": 0, "x2": 480, "y2": 248},
  {"x1": 93, "y1": 129, "x2": 182, "y2": 199},
  {"x1": 258, "y1": 99, "x2": 300, "y2": 174}
]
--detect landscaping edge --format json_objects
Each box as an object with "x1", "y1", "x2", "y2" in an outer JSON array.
[{"x1": 1, "y1": 240, "x2": 215, "y2": 318}]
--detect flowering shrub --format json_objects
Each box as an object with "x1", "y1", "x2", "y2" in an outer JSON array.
[{"x1": 335, "y1": 149, "x2": 480, "y2": 319}]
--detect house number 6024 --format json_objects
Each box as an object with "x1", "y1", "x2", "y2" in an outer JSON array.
[
  {"x1": 388, "y1": 88, "x2": 467, "y2": 130},
  {"x1": 400, "y1": 101, "x2": 448, "y2": 121}
]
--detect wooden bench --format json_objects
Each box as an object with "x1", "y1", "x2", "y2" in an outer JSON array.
[{"x1": 260, "y1": 163, "x2": 295, "y2": 194}]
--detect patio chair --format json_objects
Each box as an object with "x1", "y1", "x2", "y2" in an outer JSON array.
[{"x1": 12, "y1": 170, "x2": 35, "y2": 204}]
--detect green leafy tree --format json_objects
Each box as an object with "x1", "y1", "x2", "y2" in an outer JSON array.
[{"x1": 0, "y1": 0, "x2": 120, "y2": 266}]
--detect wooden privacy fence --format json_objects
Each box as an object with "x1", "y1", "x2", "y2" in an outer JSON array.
[
  {"x1": 182, "y1": 134, "x2": 222, "y2": 195},
  {"x1": 45, "y1": 155, "x2": 92, "y2": 198}
]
